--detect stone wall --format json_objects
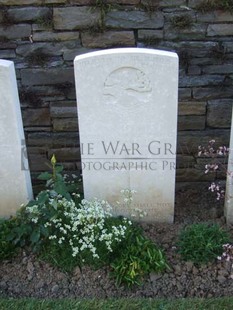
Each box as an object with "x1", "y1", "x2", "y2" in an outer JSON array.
[{"x1": 0, "y1": 0, "x2": 233, "y2": 192}]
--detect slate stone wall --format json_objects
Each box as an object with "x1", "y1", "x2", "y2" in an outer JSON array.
[{"x1": 0, "y1": 0, "x2": 233, "y2": 192}]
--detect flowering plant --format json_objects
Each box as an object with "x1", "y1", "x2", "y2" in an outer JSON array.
[
  {"x1": 8, "y1": 156, "x2": 132, "y2": 267},
  {"x1": 5, "y1": 155, "x2": 168, "y2": 285},
  {"x1": 198, "y1": 140, "x2": 229, "y2": 200}
]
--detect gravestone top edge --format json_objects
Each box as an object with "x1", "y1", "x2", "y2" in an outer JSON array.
[
  {"x1": 0, "y1": 59, "x2": 13, "y2": 68},
  {"x1": 74, "y1": 48, "x2": 178, "y2": 64}
]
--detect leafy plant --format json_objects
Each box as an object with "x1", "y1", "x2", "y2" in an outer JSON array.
[
  {"x1": 170, "y1": 15, "x2": 193, "y2": 29},
  {"x1": 54, "y1": 82, "x2": 74, "y2": 97},
  {"x1": 40, "y1": 215, "x2": 132, "y2": 272},
  {"x1": 1, "y1": 9, "x2": 15, "y2": 27},
  {"x1": 36, "y1": 10, "x2": 53, "y2": 28},
  {"x1": 7, "y1": 155, "x2": 81, "y2": 251},
  {"x1": 177, "y1": 223, "x2": 230, "y2": 264},
  {"x1": 111, "y1": 226, "x2": 169, "y2": 287},
  {"x1": 211, "y1": 43, "x2": 228, "y2": 62},
  {"x1": 90, "y1": 0, "x2": 114, "y2": 32},
  {"x1": 138, "y1": 0, "x2": 159, "y2": 14},
  {"x1": 37, "y1": 154, "x2": 78, "y2": 200},
  {"x1": 1, "y1": 156, "x2": 169, "y2": 287},
  {"x1": 0, "y1": 218, "x2": 18, "y2": 260},
  {"x1": 25, "y1": 48, "x2": 51, "y2": 66},
  {"x1": 197, "y1": 0, "x2": 233, "y2": 13}
]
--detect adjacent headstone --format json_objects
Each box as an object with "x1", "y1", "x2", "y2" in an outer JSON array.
[
  {"x1": 0, "y1": 59, "x2": 33, "y2": 217},
  {"x1": 74, "y1": 48, "x2": 178, "y2": 222},
  {"x1": 225, "y1": 107, "x2": 233, "y2": 224}
]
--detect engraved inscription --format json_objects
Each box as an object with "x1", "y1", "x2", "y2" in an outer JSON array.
[{"x1": 103, "y1": 67, "x2": 152, "y2": 107}]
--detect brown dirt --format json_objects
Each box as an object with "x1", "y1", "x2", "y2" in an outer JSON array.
[{"x1": 1, "y1": 184, "x2": 233, "y2": 299}]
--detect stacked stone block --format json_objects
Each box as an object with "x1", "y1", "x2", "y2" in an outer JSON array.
[{"x1": 0, "y1": 0, "x2": 233, "y2": 191}]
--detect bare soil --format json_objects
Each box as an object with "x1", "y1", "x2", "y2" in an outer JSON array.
[{"x1": 1, "y1": 184, "x2": 233, "y2": 299}]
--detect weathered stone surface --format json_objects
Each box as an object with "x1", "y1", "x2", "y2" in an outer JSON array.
[
  {"x1": 178, "y1": 102, "x2": 206, "y2": 115},
  {"x1": 53, "y1": 7, "x2": 101, "y2": 30},
  {"x1": 188, "y1": 0, "x2": 205, "y2": 8},
  {"x1": 0, "y1": 0, "x2": 39, "y2": 4},
  {"x1": 164, "y1": 24, "x2": 207, "y2": 40},
  {"x1": 207, "y1": 99, "x2": 232, "y2": 128},
  {"x1": 188, "y1": 66, "x2": 201, "y2": 75},
  {"x1": 0, "y1": 60, "x2": 33, "y2": 217},
  {"x1": 48, "y1": 148, "x2": 81, "y2": 161},
  {"x1": 159, "y1": 40, "x2": 218, "y2": 53},
  {"x1": 176, "y1": 154, "x2": 196, "y2": 169},
  {"x1": 21, "y1": 68, "x2": 74, "y2": 85},
  {"x1": 190, "y1": 57, "x2": 225, "y2": 66},
  {"x1": 225, "y1": 104, "x2": 233, "y2": 223},
  {"x1": 207, "y1": 24, "x2": 233, "y2": 36},
  {"x1": 81, "y1": 31, "x2": 135, "y2": 48},
  {"x1": 178, "y1": 88, "x2": 192, "y2": 100},
  {"x1": 45, "y1": 0, "x2": 66, "y2": 2},
  {"x1": 68, "y1": 0, "x2": 92, "y2": 3},
  {"x1": 178, "y1": 115, "x2": 205, "y2": 131},
  {"x1": 223, "y1": 42, "x2": 233, "y2": 53},
  {"x1": 177, "y1": 130, "x2": 230, "y2": 155},
  {"x1": 0, "y1": 0, "x2": 232, "y2": 188},
  {"x1": 75, "y1": 48, "x2": 178, "y2": 223},
  {"x1": 0, "y1": 50, "x2": 16, "y2": 59},
  {"x1": 8, "y1": 7, "x2": 50, "y2": 22},
  {"x1": 138, "y1": 29, "x2": 163, "y2": 40},
  {"x1": 63, "y1": 48, "x2": 95, "y2": 61},
  {"x1": 0, "y1": 25, "x2": 31, "y2": 40},
  {"x1": 70, "y1": 0, "x2": 140, "y2": 3},
  {"x1": 106, "y1": 10, "x2": 164, "y2": 29},
  {"x1": 50, "y1": 101, "x2": 77, "y2": 118},
  {"x1": 0, "y1": 42, "x2": 17, "y2": 49},
  {"x1": 203, "y1": 64, "x2": 233, "y2": 75},
  {"x1": 24, "y1": 126, "x2": 51, "y2": 132},
  {"x1": 176, "y1": 168, "x2": 215, "y2": 182},
  {"x1": 197, "y1": 11, "x2": 233, "y2": 23},
  {"x1": 0, "y1": 0, "x2": 66, "y2": 4},
  {"x1": 20, "y1": 85, "x2": 67, "y2": 103},
  {"x1": 32, "y1": 23, "x2": 52, "y2": 31},
  {"x1": 53, "y1": 118, "x2": 78, "y2": 131},
  {"x1": 148, "y1": 0, "x2": 186, "y2": 6},
  {"x1": 179, "y1": 75, "x2": 225, "y2": 87},
  {"x1": 33, "y1": 31, "x2": 80, "y2": 42},
  {"x1": 193, "y1": 87, "x2": 233, "y2": 100},
  {"x1": 16, "y1": 41, "x2": 81, "y2": 57},
  {"x1": 0, "y1": 11, "x2": 3, "y2": 23},
  {"x1": 28, "y1": 153, "x2": 50, "y2": 172},
  {"x1": 27, "y1": 132, "x2": 79, "y2": 147},
  {"x1": 22, "y1": 108, "x2": 51, "y2": 126},
  {"x1": 27, "y1": 148, "x2": 52, "y2": 175}
]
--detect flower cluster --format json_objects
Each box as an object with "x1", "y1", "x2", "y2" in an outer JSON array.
[
  {"x1": 218, "y1": 244, "x2": 233, "y2": 262},
  {"x1": 25, "y1": 192, "x2": 131, "y2": 260},
  {"x1": 198, "y1": 140, "x2": 230, "y2": 201},
  {"x1": 198, "y1": 140, "x2": 229, "y2": 157},
  {"x1": 117, "y1": 189, "x2": 147, "y2": 219},
  {"x1": 208, "y1": 182, "x2": 225, "y2": 200},
  {"x1": 217, "y1": 244, "x2": 233, "y2": 279}
]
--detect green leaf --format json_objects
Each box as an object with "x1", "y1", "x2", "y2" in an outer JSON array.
[
  {"x1": 30, "y1": 228, "x2": 41, "y2": 244},
  {"x1": 55, "y1": 165, "x2": 64, "y2": 173},
  {"x1": 36, "y1": 191, "x2": 49, "y2": 205},
  {"x1": 54, "y1": 181, "x2": 71, "y2": 200},
  {"x1": 51, "y1": 199, "x2": 58, "y2": 210},
  {"x1": 38, "y1": 172, "x2": 52, "y2": 181}
]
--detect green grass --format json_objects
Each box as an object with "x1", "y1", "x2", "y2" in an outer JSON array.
[{"x1": 0, "y1": 298, "x2": 233, "y2": 310}]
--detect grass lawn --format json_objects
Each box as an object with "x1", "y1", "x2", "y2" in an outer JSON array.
[{"x1": 0, "y1": 298, "x2": 233, "y2": 310}]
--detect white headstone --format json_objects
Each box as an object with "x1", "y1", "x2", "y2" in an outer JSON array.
[
  {"x1": 0, "y1": 59, "x2": 33, "y2": 217},
  {"x1": 225, "y1": 107, "x2": 233, "y2": 224},
  {"x1": 74, "y1": 48, "x2": 178, "y2": 223}
]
